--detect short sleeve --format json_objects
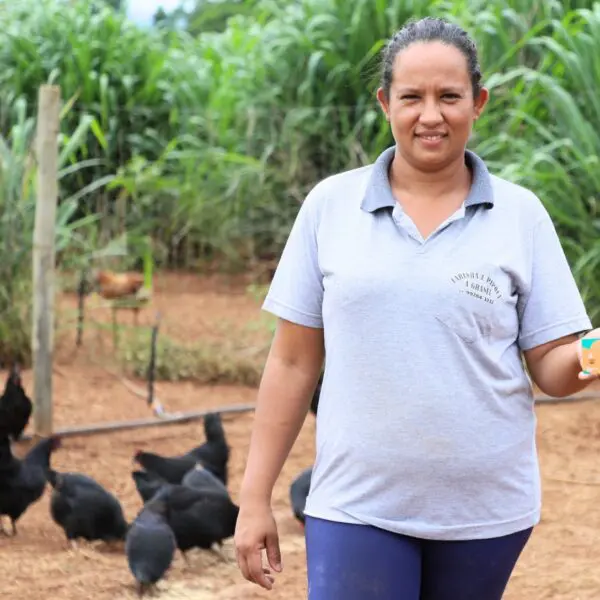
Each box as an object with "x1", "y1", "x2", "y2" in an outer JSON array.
[
  {"x1": 261, "y1": 186, "x2": 324, "y2": 329},
  {"x1": 517, "y1": 210, "x2": 592, "y2": 350}
]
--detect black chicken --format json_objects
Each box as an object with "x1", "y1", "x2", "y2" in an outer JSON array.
[
  {"x1": 158, "y1": 484, "x2": 239, "y2": 563},
  {"x1": 130, "y1": 471, "x2": 238, "y2": 564},
  {"x1": 182, "y1": 412, "x2": 230, "y2": 484},
  {"x1": 181, "y1": 463, "x2": 229, "y2": 497},
  {"x1": 134, "y1": 412, "x2": 230, "y2": 485},
  {"x1": 290, "y1": 466, "x2": 312, "y2": 526},
  {"x1": 132, "y1": 463, "x2": 229, "y2": 505},
  {"x1": 131, "y1": 470, "x2": 166, "y2": 503},
  {"x1": 126, "y1": 491, "x2": 176, "y2": 598},
  {"x1": 132, "y1": 451, "x2": 195, "y2": 486},
  {"x1": 0, "y1": 434, "x2": 61, "y2": 535},
  {"x1": 0, "y1": 365, "x2": 32, "y2": 441},
  {"x1": 47, "y1": 469, "x2": 129, "y2": 548}
]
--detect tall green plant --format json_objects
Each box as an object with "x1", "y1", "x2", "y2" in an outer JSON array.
[
  {"x1": 0, "y1": 95, "x2": 114, "y2": 364},
  {"x1": 474, "y1": 5, "x2": 600, "y2": 323},
  {"x1": 3, "y1": 0, "x2": 600, "y2": 324},
  {"x1": 111, "y1": 0, "x2": 435, "y2": 265},
  {"x1": 119, "y1": 0, "x2": 600, "y2": 268},
  {"x1": 0, "y1": 0, "x2": 209, "y2": 223}
]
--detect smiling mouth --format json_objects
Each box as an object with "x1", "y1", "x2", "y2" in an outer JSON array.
[{"x1": 416, "y1": 133, "x2": 447, "y2": 141}]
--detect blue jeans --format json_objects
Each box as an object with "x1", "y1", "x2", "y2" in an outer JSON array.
[{"x1": 305, "y1": 516, "x2": 532, "y2": 599}]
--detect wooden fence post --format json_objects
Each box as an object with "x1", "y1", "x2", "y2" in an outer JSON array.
[{"x1": 32, "y1": 84, "x2": 60, "y2": 437}]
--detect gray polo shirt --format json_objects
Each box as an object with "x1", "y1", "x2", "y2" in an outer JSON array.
[{"x1": 262, "y1": 145, "x2": 592, "y2": 540}]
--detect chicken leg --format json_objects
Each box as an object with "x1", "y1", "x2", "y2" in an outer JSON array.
[
  {"x1": 0, "y1": 517, "x2": 17, "y2": 536},
  {"x1": 209, "y1": 544, "x2": 231, "y2": 564},
  {"x1": 136, "y1": 581, "x2": 159, "y2": 598},
  {"x1": 67, "y1": 539, "x2": 97, "y2": 560},
  {"x1": 180, "y1": 550, "x2": 191, "y2": 568}
]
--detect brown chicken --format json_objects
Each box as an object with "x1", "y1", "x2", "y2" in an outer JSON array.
[
  {"x1": 93, "y1": 270, "x2": 145, "y2": 300},
  {"x1": 90, "y1": 270, "x2": 150, "y2": 340}
]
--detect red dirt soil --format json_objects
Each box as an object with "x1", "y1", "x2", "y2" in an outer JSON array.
[{"x1": 1, "y1": 272, "x2": 600, "y2": 599}]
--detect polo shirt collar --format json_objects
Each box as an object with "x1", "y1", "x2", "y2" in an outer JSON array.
[{"x1": 360, "y1": 145, "x2": 494, "y2": 213}]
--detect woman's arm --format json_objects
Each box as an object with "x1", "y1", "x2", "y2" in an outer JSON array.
[
  {"x1": 238, "y1": 318, "x2": 324, "y2": 506},
  {"x1": 235, "y1": 318, "x2": 323, "y2": 589},
  {"x1": 523, "y1": 332, "x2": 595, "y2": 397}
]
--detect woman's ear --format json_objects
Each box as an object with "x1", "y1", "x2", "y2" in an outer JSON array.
[
  {"x1": 473, "y1": 87, "x2": 489, "y2": 120},
  {"x1": 376, "y1": 87, "x2": 391, "y2": 122}
]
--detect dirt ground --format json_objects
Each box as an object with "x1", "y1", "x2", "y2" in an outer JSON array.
[{"x1": 2, "y1": 272, "x2": 600, "y2": 599}]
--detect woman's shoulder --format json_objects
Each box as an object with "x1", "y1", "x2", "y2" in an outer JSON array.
[
  {"x1": 487, "y1": 171, "x2": 551, "y2": 224},
  {"x1": 300, "y1": 163, "x2": 376, "y2": 220},
  {"x1": 306, "y1": 163, "x2": 374, "y2": 201}
]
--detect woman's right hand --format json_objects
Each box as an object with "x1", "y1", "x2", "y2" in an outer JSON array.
[{"x1": 234, "y1": 500, "x2": 283, "y2": 590}]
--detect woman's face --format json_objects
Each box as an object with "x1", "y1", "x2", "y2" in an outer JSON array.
[{"x1": 376, "y1": 41, "x2": 489, "y2": 173}]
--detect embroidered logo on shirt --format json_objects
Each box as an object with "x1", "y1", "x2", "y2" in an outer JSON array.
[{"x1": 450, "y1": 271, "x2": 502, "y2": 305}]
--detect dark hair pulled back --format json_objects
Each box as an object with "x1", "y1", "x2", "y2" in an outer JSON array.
[{"x1": 380, "y1": 17, "x2": 482, "y2": 99}]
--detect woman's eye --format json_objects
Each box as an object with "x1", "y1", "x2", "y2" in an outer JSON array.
[{"x1": 399, "y1": 94, "x2": 461, "y2": 101}]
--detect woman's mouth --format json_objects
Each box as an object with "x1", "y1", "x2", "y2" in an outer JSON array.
[{"x1": 415, "y1": 132, "x2": 447, "y2": 148}]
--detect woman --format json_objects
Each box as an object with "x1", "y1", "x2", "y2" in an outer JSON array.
[{"x1": 234, "y1": 16, "x2": 598, "y2": 600}]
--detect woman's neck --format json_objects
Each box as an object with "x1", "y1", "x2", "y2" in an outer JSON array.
[{"x1": 388, "y1": 149, "x2": 472, "y2": 199}]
